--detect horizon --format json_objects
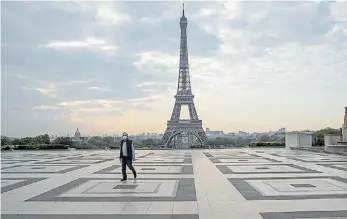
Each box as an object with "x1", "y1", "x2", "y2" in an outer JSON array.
[
  {"x1": 1, "y1": 1, "x2": 347, "y2": 137},
  {"x1": 2, "y1": 126, "x2": 342, "y2": 139}
]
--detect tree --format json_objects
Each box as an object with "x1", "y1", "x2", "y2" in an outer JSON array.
[
  {"x1": 141, "y1": 138, "x2": 156, "y2": 146},
  {"x1": 259, "y1": 135, "x2": 270, "y2": 142},
  {"x1": 54, "y1": 137, "x2": 73, "y2": 146},
  {"x1": 87, "y1": 136, "x2": 106, "y2": 148},
  {"x1": 1, "y1": 136, "x2": 11, "y2": 146},
  {"x1": 34, "y1": 134, "x2": 50, "y2": 144},
  {"x1": 313, "y1": 127, "x2": 341, "y2": 139},
  {"x1": 206, "y1": 137, "x2": 242, "y2": 147},
  {"x1": 12, "y1": 138, "x2": 22, "y2": 145},
  {"x1": 21, "y1": 137, "x2": 33, "y2": 145},
  {"x1": 278, "y1": 136, "x2": 285, "y2": 143},
  {"x1": 103, "y1": 136, "x2": 115, "y2": 147},
  {"x1": 235, "y1": 137, "x2": 251, "y2": 146}
]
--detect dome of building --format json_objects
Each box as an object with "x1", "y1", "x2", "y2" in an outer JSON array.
[{"x1": 74, "y1": 128, "x2": 81, "y2": 138}]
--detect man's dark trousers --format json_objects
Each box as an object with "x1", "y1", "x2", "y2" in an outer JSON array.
[{"x1": 121, "y1": 156, "x2": 136, "y2": 180}]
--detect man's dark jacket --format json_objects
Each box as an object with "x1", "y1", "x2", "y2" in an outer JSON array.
[{"x1": 120, "y1": 140, "x2": 134, "y2": 158}]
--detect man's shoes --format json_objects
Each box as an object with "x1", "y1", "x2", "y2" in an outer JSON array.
[{"x1": 121, "y1": 178, "x2": 127, "y2": 181}]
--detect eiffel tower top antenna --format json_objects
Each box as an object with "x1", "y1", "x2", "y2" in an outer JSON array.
[{"x1": 182, "y1": 3, "x2": 185, "y2": 17}]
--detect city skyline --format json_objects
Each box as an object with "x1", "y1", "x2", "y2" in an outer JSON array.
[{"x1": 2, "y1": 1, "x2": 347, "y2": 137}]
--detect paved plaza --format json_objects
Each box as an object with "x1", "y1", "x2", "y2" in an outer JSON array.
[{"x1": 1, "y1": 149, "x2": 347, "y2": 219}]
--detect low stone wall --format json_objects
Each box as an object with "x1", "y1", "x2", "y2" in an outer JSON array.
[
  {"x1": 325, "y1": 144, "x2": 347, "y2": 154},
  {"x1": 324, "y1": 134, "x2": 342, "y2": 146},
  {"x1": 291, "y1": 146, "x2": 347, "y2": 156}
]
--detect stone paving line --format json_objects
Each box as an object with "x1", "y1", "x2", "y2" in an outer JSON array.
[{"x1": 1, "y1": 148, "x2": 347, "y2": 219}]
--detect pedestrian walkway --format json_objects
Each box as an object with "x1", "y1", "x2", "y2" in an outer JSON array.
[{"x1": 1, "y1": 149, "x2": 347, "y2": 218}]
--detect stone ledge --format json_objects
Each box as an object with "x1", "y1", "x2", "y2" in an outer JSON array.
[
  {"x1": 325, "y1": 144, "x2": 347, "y2": 154},
  {"x1": 290, "y1": 146, "x2": 347, "y2": 156}
]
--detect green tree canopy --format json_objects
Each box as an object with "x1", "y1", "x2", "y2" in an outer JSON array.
[
  {"x1": 259, "y1": 135, "x2": 270, "y2": 142},
  {"x1": 33, "y1": 134, "x2": 50, "y2": 144},
  {"x1": 313, "y1": 127, "x2": 341, "y2": 139},
  {"x1": 54, "y1": 137, "x2": 73, "y2": 146},
  {"x1": 1, "y1": 136, "x2": 11, "y2": 146},
  {"x1": 87, "y1": 136, "x2": 105, "y2": 147},
  {"x1": 141, "y1": 138, "x2": 156, "y2": 146}
]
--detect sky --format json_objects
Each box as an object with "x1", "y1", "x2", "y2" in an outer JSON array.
[{"x1": 1, "y1": 1, "x2": 347, "y2": 137}]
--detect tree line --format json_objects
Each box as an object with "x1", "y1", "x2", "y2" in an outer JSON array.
[
  {"x1": 1, "y1": 134, "x2": 281, "y2": 149},
  {"x1": 1, "y1": 127, "x2": 342, "y2": 149},
  {"x1": 1, "y1": 134, "x2": 161, "y2": 149}
]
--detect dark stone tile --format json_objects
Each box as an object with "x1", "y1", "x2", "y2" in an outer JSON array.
[
  {"x1": 1, "y1": 214, "x2": 198, "y2": 219},
  {"x1": 1, "y1": 178, "x2": 47, "y2": 193},
  {"x1": 27, "y1": 178, "x2": 197, "y2": 202},
  {"x1": 34, "y1": 159, "x2": 112, "y2": 165},
  {"x1": 113, "y1": 185, "x2": 137, "y2": 189},
  {"x1": 141, "y1": 168, "x2": 156, "y2": 170},
  {"x1": 260, "y1": 210, "x2": 347, "y2": 219},
  {"x1": 1, "y1": 165, "x2": 89, "y2": 174},
  {"x1": 317, "y1": 163, "x2": 347, "y2": 171},
  {"x1": 290, "y1": 184, "x2": 316, "y2": 188}
]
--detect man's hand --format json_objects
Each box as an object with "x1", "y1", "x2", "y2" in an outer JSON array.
[
  {"x1": 132, "y1": 157, "x2": 135, "y2": 161},
  {"x1": 119, "y1": 157, "x2": 122, "y2": 161}
]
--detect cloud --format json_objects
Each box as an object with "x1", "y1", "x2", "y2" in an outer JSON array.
[
  {"x1": 35, "y1": 105, "x2": 61, "y2": 110},
  {"x1": 61, "y1": 80, "x2": 93, "y2": 86},
  {"x1": 95, "y1": 5, "x2": 131, "y2": 25},
  {"x1": 22, "y1": 83, "x2": 57, "y2": 98},
  {"x1": 43, "y1": 38, "x2": 117, "y2": 54},
  {"x1": 87, "y1": 86, "x2": 115, "y2": 92},
  {"x1": 1, "y1": 1, "x2": 347, "y2": 137}
]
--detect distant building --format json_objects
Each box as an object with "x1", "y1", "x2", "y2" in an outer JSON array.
[
  {"x1": 71, "y1": 128, "x2": 88, "y2": 143},
  {"x1": 278, "y1": 128, "x2": 285, "y2": 133},
  {"x1": 74, "y1": 128, "x2": 81, "y2": 138},
  {"x1": 134, "y1": 132, "x2": 162, "y2": 140},
  {"x1": 237, "y1": 131, "x2": 248, "y2": 138},
  {"x1": 206, "y1": 128, "x2": 224, "y2": 137}
]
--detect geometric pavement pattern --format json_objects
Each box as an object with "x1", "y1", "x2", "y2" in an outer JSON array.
[{"x1": 1, "y1": 149, "x2": 347, "y2": 219}]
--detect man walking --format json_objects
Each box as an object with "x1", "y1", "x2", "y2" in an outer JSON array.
[{"x1": 119, "y1": 132, "x2": 137, "y2": 181}]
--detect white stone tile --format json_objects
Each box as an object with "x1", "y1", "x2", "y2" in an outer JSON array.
[
  {"x1": 1, "y1": 202, "x2": 78, "y2": 214},
  {"x1": 226, "y1": 164, "x2": 301, "y2": 173},
  {"x1": 121, "y1": 202, "x2": 151, "y2": 214},
  {"x1": 146, "y1": 202, "x2": 174, "y2": 214},
  {"x1": 135, "y1": 158, "x2": 185, "y2": 162},
  {"x1": 173, "y1": 201, "x2": 198, "y2": 214},
  {"x1": 113, "y1": 165, "x2": 183, "y2": 174},
  {"x1": 99, "y1": 202, "x2": 129, "y2": 214},
  {"x1": 199, "y1": 211, "x2": 263, "y2": 219},
  {"x1": 247, "y1": 178, "x2": 347, "y2": 196},
  {"x1": 218, "y1": 158, "x2": 277, "y2": 163},
  {"x1": 1, "y1": 179, "x2": 25, "y2": 187},
  {"x1": 224, "y1": 172, "x2": 336, "y2": 178}
]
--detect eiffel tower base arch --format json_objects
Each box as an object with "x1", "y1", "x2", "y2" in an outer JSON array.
[{"x1": 161, "y1": 120, "x2": 207, "y2": 148}]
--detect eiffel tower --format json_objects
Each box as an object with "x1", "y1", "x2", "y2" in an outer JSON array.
[{"x1": 161, "y1": 4, "x2": 208, "y2": 148}]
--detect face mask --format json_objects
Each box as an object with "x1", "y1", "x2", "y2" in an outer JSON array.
[{"x1": 122, "y1": 136, "x2": 127, "y2": 140}]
